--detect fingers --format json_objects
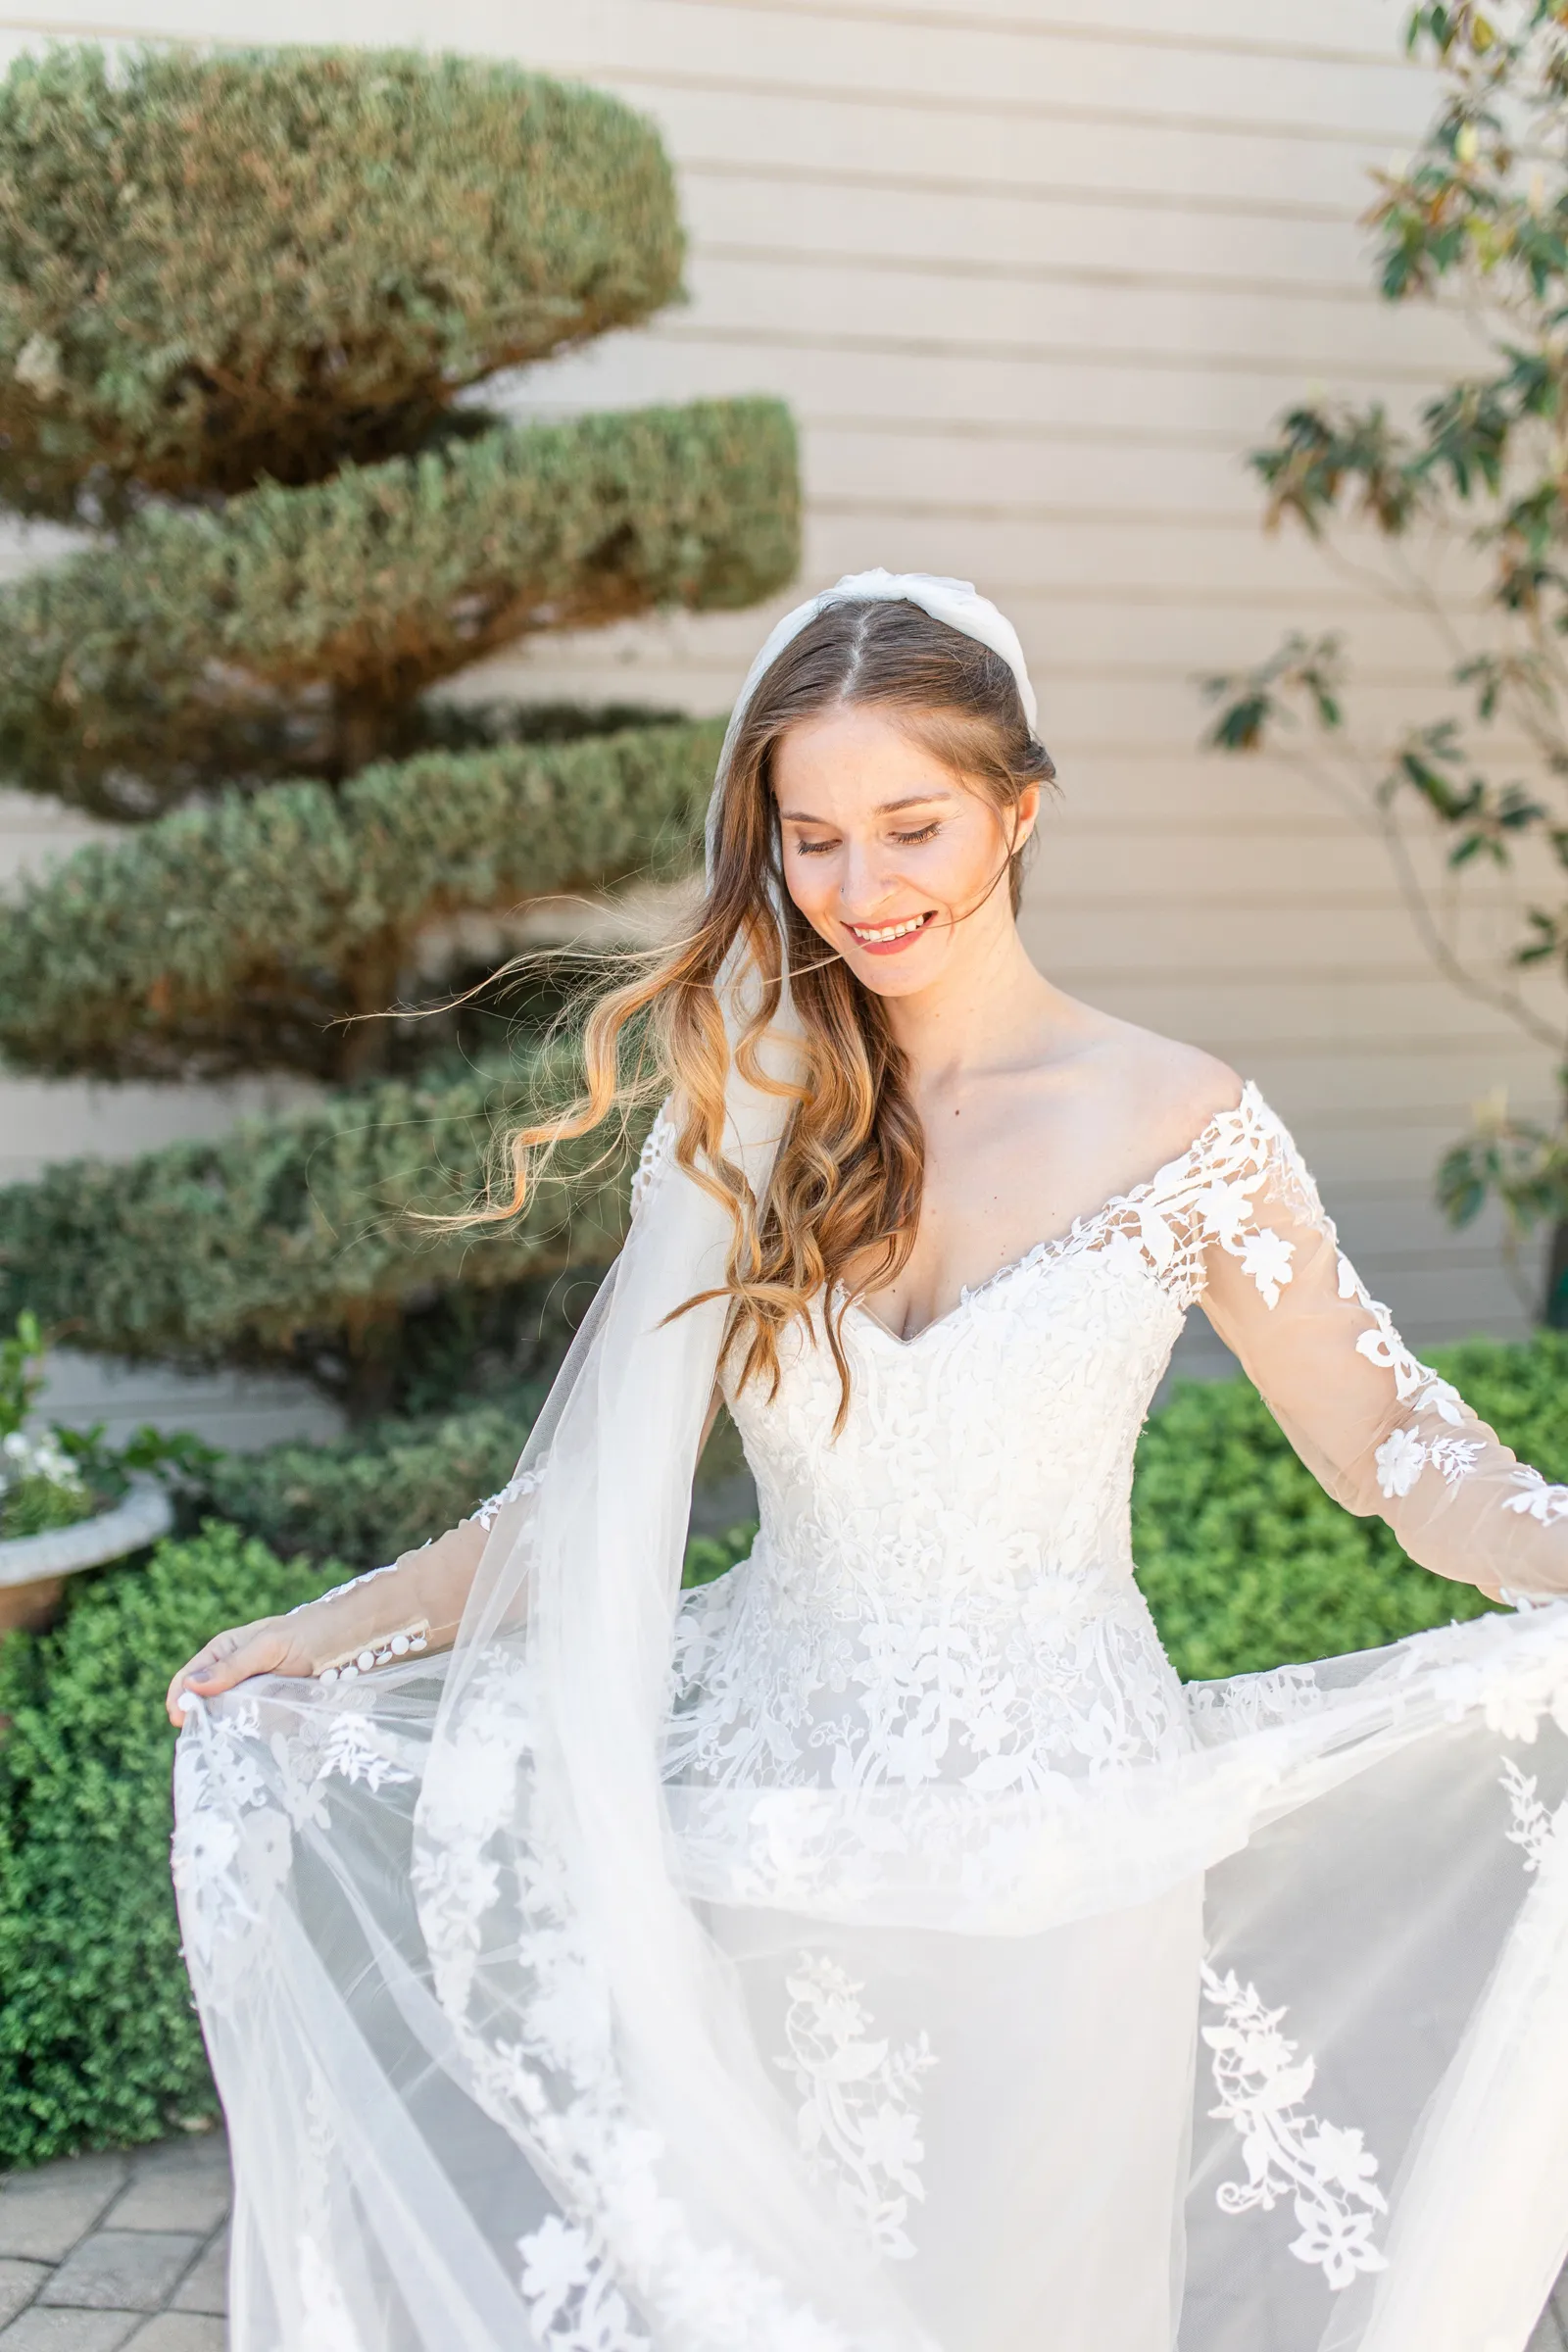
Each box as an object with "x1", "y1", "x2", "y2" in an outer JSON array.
[{"x1": 166, "y1": 1622, "x2": 289, "y2": 1728}]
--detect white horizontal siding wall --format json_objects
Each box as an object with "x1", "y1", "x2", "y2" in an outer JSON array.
[{"x1": 0, "y1": 0, "x2": 1551, "y2": 1434}]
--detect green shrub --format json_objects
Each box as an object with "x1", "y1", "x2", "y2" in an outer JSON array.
[
  {"x1": 0, "y1": 1048, "x2": 645, "y2": 1375},
  {"x1": 0, "y1": 47, "x2": 683, "y2": 512},
  {"x1": 0, "y1": 717, "x2": 721, "y2": 1081},
  {"x1": 0, "y1": 400, "x2": 798, "y2": 814},
  {"x1": 0, "y1": 1522, "x2": 337, "y2": 2166},
  {"x1": 205, "y1": 1391, "x2": 547, "y2": 1564},
  {"x1": 1130, "y1": 1330, "x2": 1568, "y2": 1679}
]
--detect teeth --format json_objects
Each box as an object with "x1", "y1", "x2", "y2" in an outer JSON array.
[{"x1": 852, "y1": 914, "x2": 928, "y2": 943}]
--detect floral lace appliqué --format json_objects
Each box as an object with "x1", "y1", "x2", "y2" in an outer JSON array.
[
  {"x1": 776, "y1": 1952, "x2": 936, "y2": 2262},
  {"x1": 629, "y1": 1102, "x2": 678, "y2": 1220},
  {"x1": 518, "y1": 2214, "x2": 649, "y2": 2352},
  {"x1": 1200, "y1": 1962, "x2": 1388, "y2": 2292},
  {"x1": 1504, "y1": 1466, "x2": 1568, "y2": 1527},
  {"x1": 1500, "y1": 1754, "x2": 1568, "y2": 1874}
]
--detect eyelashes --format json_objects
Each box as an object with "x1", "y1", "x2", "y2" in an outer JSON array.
[{"x1": 790, "y1": 822, "x2": 943, "y2": 858}]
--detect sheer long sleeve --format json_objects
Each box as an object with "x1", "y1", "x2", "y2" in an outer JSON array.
[
  {"x1": 1189, "y1": 1093, "x2": 1568, "y2": 1605},
  {"x1": 277, "y1": 1475, "x2": 533, "y2": 1679}
]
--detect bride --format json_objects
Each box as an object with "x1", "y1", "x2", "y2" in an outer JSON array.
[{"x1": 167, "y1": 571, "x2": 1568, "y2": 2352}]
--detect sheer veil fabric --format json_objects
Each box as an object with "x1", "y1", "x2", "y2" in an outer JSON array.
[{"x1": 172, "y1": 575, "x2": 1568, "y2": 2352}]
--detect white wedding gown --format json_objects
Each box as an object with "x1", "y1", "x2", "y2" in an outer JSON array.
[{"x1": 174, "y1": 1085, "x2": 1568, "y2": 2352}]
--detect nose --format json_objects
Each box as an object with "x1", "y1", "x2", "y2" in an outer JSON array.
[{"x1": 836, "y1": 834, "x2": 900, "y2": 918}]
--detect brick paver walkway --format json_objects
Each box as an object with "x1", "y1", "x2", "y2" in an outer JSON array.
[
  {"x1": 4, "y1": 2125, "x2": 1568, "y2": 2348},
  {"x1": 0, "y1": 2133, "x2": 227, "y2": 2350}
]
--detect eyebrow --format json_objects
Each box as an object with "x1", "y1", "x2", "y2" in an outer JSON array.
[{"x1": 776, "y1": 790, "x2": 956, "y2": 823}]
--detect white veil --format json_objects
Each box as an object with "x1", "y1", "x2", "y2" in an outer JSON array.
[{"x1": 184, "y1": 571, "x2": 1041, "y2": 2352}]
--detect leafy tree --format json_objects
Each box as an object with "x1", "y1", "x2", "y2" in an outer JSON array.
[
  {"x1": 1203, "y1": 1, "x2": 1568, "y2": 1318},
  {"x1": 0, "y1": 46, "x2": 800, "y2": 1415}
]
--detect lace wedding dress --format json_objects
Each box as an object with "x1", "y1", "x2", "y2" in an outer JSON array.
[{"x1": 173, "y1": 1086, "x2": 1568, "y2": 2352}]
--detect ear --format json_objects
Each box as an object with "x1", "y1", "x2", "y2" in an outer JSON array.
[{"x1": 1010, "y1": 781, "x2": 1043, "y2": 852}]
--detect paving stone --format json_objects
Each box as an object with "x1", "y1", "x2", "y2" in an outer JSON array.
[
  {"x1": 167, "y1": 2233, "x2": 224, "y2": 2320},
  {"x1": 0, "y1": 2267, "x2": 46, "y2": 2328},
  {"x1": 0, "y1": 2315, "x2": 141, "y2": 2352},
  {"x1": 0, "y1": 2164, "x2": 128, "y2": 2264},
  {"x1": 99, "y1": 2169, "x2": 226, "y2": 2242},
  {"x1": 37, "y1": 2238, "x2": 198, "y2": 2317},
  {"x1": 122, "y1": 2321, "x2": 223, "y2": 2352}
]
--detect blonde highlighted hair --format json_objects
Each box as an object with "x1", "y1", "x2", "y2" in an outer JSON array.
[{"x1": 485, "y1": 597, "x2": 1055, "y2": 1423}]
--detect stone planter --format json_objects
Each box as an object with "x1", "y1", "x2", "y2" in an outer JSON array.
[{"x1": 0, "y1": 1475, "x2": 173, "y2": 1634}]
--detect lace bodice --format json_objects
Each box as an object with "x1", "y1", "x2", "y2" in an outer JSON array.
[
  {"x1": 662, "y1": 1084, "x2": 1568, "y2": 1816},
  {"x1": 274, "y1": 1084, "x2": 1568, "y2": 1754}
]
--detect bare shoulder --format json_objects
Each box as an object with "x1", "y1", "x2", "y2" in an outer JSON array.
[
  {"x1": 1060, "y1": 1007, "x2": 1243, "y2": 1168},
  {"x1": 1125, "y1": 1027, "x2": 1243, "y2": 1154}
]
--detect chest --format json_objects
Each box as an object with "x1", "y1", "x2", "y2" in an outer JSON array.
[{"x1": 853, "y1": 1098, "x2": 1162, "y2": 1345}]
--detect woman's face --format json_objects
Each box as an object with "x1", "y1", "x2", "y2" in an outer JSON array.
[{"x1": 771, "y1": 704, "x2": 1038, "y2": 999}]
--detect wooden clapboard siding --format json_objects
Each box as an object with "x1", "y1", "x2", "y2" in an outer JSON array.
[{"x1": 0, "y1": 0, "x2": 1553, "y2": 1444}]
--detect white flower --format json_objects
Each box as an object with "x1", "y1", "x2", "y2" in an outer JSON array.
[
  {"x1": 1193, "y1": 1180, "x2": 1253, "y2": 1250},
  {"x1": 1412, "y1": 1377, "x2": 1467, "y2": 1425},
  {"x1": 1503, "y1": 1468, "x2": 1568, "y2": 1526},
  {"x1": 517, "y1": 2215, "x2": 592, "y2": 2323},
  {"x1": 1289, "y1": 2197, "x2": 1388, "y2": 2289},
  {"x1": 1427, "y1": 1435, "x2": 1483, "y2": 1487},
  {"x1": 1239, "y1": 1227, "x2": 1295, "y2": 1307},
  {"x1": 1375, "y1": 1426, "x2": 1428, "y2": 1498}
]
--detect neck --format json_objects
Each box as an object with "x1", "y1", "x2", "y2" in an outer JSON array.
[{"x1": 881, "y1": 914, "x2": 1064, "y2": 1087}]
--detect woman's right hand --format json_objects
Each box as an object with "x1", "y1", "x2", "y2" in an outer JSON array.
[{"x1": 166, "y1": 1615, "x2": 315, "y2": 1729}]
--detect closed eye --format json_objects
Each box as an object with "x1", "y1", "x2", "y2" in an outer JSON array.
[
  {"x1": 892, "y1": 822, "x2": 941, "y2": 845},
  {"x1": 791, "y1": 836, "x2": 838, "y2": 857}
]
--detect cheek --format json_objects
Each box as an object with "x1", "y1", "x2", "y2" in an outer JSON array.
[{"x1": 781, "y1": 852, "x2": 835, "y2": 920}]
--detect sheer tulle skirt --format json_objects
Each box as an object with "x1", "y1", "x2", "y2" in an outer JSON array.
[{"x1": 173, "y1": 1597, "x2": 1568, "y2": 2352}]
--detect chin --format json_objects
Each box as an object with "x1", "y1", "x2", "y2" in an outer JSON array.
[{"x1": 843, "y1": 946, "x2": 945, "y2": 997}]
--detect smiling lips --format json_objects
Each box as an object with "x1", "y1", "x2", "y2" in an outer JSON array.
[{"x1": 845, "y1": 910, "x2": 937, "y2": 955}]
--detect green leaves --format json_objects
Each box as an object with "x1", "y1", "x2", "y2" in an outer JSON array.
[
  {"x1": 1251, "y1": 404, "x2": 1419, "y2": 536},
  {"x1": 0, "y1": 717, "x2": 723, "y2": 1081},
  {"x1": 0, "y1": 47, "x2": 684, "y2": 512},
  {"x1": 0, "y1": 401, "x2": 798, "y2": 815},
  {"x1": 0, "y1": 1523, "x2": 338, "y2": 2163},
  {"x1": 0, "y1": 1311, "x2": 44, "y2": 1441},
  {"x1": 0, "y1": 1047, "x2": 645, "y2": 1384},
  {"x1": 1200, "y1": 632, "x2": 1344, "y2": 753}
]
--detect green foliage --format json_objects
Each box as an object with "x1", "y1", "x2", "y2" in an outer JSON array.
[
  {"x1": 1202, "y1": 0, "x2": 1568, "y2": 1283},
  {"x1": 0, "y1": 717, "x2": 722, "y2": 1082},
  {"x1": 0, "y1": 1522, "x2": 337, "y2": 2165},
  {"x1": 682, "y1": 1521, "x2": 761, "y2": 1590},
  {"x1": 0, "y1": 401, "x2": 797, "y2": 816},
  {"x1": 0, "y1": 45, "x2": 682, "y2": 513},
  {"x1": 0, "y1": 41, "x2": 801, "y2": 1406},
  {"x1": 204, "y1": 1390, "x2": 546, "y2": 1564},
  {"x1": 1130, "y1": 1331, "x2": 1568, "y2": 1677},
  {"x1": 0, "y1": 1311, "x2": 44, "y2": 1440},
  {"x1": 0, "y1": 1048, "x2": 646, "y2": 1389},
  {"x1": 0, "y1": 1468, "x2": 93, "y2": 1543}
]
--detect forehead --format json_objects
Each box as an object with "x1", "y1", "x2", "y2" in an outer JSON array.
[{"x1": 770, "y1": 705, "x2": 963, "y2": 814}]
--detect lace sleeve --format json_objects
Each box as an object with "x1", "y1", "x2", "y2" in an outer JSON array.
[
  {"x1": 1190, "y1": 1095, "x2": 1568, "y2": 1604},
  {"x1": 279, "y1": 1466, "x2": 543, "y2": 1680}
]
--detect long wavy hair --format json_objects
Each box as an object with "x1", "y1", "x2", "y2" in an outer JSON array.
[{"x1": 486, "y1": 596, "x2": 1056, "y2": 1423}]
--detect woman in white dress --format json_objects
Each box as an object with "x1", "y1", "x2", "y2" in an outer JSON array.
[{"x1": 168, "y1": 572, "x2": 1568, "y2": 2352}]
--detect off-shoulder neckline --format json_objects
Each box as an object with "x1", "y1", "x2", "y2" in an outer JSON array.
[{"x1": 844, "y1": 1078, "x2": 1266, "y2": 1349}]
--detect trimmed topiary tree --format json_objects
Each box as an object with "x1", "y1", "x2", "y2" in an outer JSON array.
[{"x1": 0, "y1": 45, "x2": 799, "y2": 1416}]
